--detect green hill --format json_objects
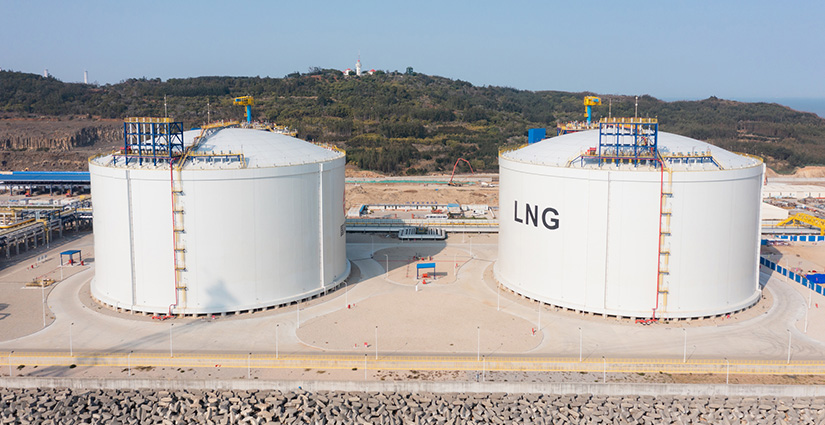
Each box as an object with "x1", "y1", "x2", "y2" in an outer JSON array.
[{"x1": 2, "y1": 69, "x2": 824, "y2": 174}]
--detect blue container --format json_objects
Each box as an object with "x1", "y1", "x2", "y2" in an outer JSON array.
[
  {"x1": 807, "y1": 273, "x2": 825, "y2": 283},
  {"x1": 528, "y1": 128, "x2": 546, "y2": 144}
]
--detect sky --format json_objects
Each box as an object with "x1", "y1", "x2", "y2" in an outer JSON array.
[{"x1": 2, "y1": 1, "x2": 824, "y2": 106}]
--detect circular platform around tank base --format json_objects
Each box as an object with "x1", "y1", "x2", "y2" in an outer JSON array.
[
  {"x1": 91, "y1": 260, "x2": 351, "y2": 318},
  {"x1": 493, "y1": 262, "x2": 763, "y2": 321}
]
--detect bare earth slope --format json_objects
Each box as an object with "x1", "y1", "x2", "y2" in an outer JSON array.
[{"x1": 0, "y1": 117, "x2": 121, "y2": 171}]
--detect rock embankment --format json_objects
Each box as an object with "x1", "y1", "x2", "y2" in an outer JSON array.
[
  {"x1": 1, "y1": 387, "x2": 824, "y2": 424},
  {"x1": 0, "y1": 125, "x2": 119, "y2": 151},
  {"x1": 0, "y1": 118, "x2": 121, "y2": 171}
]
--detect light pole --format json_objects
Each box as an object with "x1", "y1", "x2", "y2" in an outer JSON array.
[
  {"x1": 806, "y1": 287, "x2": 812, "y2": 333},
  {"x1": 128, "y1": 351, "x2": 132, "y2": 377},
  {"x1": 482, "y1": 356, "x2": 486, "y2": 382},
  {"x1": 683, "y1": 329, "x2": 687, "y2": 363},
  {"x1": 247, "y1": 352, "x2": 251, "y2": 379},
  {"x1": 578, "y1": 327, "x2": 582, "y2": 362},
  {"x1": 809, "y1": 281, "x2": 814, "y2": 309},
  {"x1": 41, "y1": 281, "x2": 46, "y2": 327},
  {"x1": 276, "y1": 324, "x2": 279, "y2": 359},
  {"x1": 725, "y1": 358, "x2": 730, "y2": 385},
  {"x1": 602, "y1": 356, "x2": 606, "y2": 383},
  {"x1": 805, "y1": 301, "x2": 809, "y2": 334},
  {"x1": 8, "y1": 351, "x2": 12, "y2": 377},
  {"x1": 787, "y1": 329, "x2": 792, "y2": 364},
  {"x1": 477, "y1": 326, "x2": 480, "y2": 361},
  {"x1": 69, "y1": 322, "x2": 74, "y2": 357},
  {"x1": 169, "y1": 323, "x2": 173, "y2": 358},
  {"x1": 375, "y1": 326, "x2": 378, "y2": 360}
]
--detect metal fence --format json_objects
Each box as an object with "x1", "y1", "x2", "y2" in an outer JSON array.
[{"x1": 761, "y1": 256, "x2": 825, "y2": 296}]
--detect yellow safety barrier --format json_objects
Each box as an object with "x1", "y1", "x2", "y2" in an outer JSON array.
[
  {"x1": 599, "y1": 117, "x2": 658, "y2": 124},
  {"x1": 312, "y1": 142, "x2": 346, "y2": 155},
  {"x1": 498, "y1": 144, "x2": 528, "y2": 156},
  {"x1": 732, "y1": 152, "x2": 765, "y2": 163},
  {"x1": 125, "y1": 117, "x2": 173, "y2": 123}
]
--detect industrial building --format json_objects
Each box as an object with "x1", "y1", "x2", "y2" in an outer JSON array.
[
  {"x1": 496, "y1": 118, "x2": 764, "y2": 319},
  {"x1": 89, "y1": 118, "x2": 349, "y2": 316},
  {"x1": 762, "y1": 183, "x2": 825, "y2": 199}
]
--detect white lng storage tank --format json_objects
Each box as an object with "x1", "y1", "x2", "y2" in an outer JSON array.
[
  {"x1": 90, "y1": 119, "x2": 349, "y2": 316},
  {"x1": 496, "y1": 118, "x2": 764, "y2": 319}
]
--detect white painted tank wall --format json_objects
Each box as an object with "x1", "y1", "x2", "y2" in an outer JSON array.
[
  {"x1": 90, "y1": 156, "x2": 349, "y2": 315},
  {"x1": 495, "y1": 157, "x2": 764, "y2": 319}
]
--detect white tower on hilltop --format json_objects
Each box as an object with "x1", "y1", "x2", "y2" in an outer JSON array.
[
  {"x1": 84, "y1": 70, "x2": 88, "y2": 84},
  {"x1": 44, "y1": 69, "x2": 49, "y2": 78},
  {"x1": 356, "y1": 55, "x2": 362, "y2": 77}
]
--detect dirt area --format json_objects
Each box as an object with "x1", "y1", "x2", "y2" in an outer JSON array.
[
  {"x1": 344, "y1": 165, "x2": 384, "y2": 178},
  {"x1": 0, "y1": 117, "x2": 121, "y2": 171},
  {"x1": 767, "y1": 165, "x2": 825, "y2": 178},
  {"x1": 346, "y1": 183, "x2": 499, "y2": 210},
  {"x1": 763, "y1": 243, "x2": 825, "y2": 273}
]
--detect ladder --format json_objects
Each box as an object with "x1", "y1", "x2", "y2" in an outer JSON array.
[
  {"x1": 657, "y1": 167, "x2": 674, "y2": 314},
  {"x1": 170, "y1": 162, "x2": 187, "y2": 314}
]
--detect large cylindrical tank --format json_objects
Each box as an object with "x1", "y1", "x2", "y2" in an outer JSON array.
[
  {"x1": 90, "y1": 127, "x2": 349, "y2": 315},
  {"x1": 495, "y1": 129, "x2": 764, "y2": 319}
]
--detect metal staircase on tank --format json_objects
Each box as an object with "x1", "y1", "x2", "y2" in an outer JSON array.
[
  {"x1": 167, "y1": 120, "x2": 247, "y2": 317},
  {"x1": 593, "y1": 118, "x2": 676, "y2": 320},
  {"x1": 171, "y1": 164, "x2": 187, "y2": 314},
  {"x1": 657, "y1": 166, "x2": 674, "y2": 316},
  {"x1": 119, "y1": 117, "x2": 188, "y2": 317}
]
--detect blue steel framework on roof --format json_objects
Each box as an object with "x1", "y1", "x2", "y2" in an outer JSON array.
[
  {"x1": 121, "y1": 118, "x2": 185, "y2": 166},
  {"x1": 597, "y1": 118, "x2": 659, "y2": 167}
]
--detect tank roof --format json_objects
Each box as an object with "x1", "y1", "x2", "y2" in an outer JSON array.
[
  {"x1": 502, "y1": 130, "x2": 760, "y2": 171},
  {"x1": 191, "y1": 128, "x2": 342, "y2": 168},
  {"x1": 91, "y1": 127, "x2": 343, "y2": 170}
]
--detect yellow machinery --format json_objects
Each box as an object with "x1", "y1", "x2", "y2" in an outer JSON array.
[
  {"x1": 584, "y1": 96, "x2": 602, "y2": 125},
  {"x1": 233, "y1": 96, "x2": 255, "y2": 123},
  {"x1": 777, "y1": 212, "x2": 825, "y2": 236}
]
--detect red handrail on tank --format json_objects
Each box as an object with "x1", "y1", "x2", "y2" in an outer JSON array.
[
  {"x1": 651, "y1": 158, "x2": 666, "y2": 322},
  {"x1": 167, "y1": 160, "x2": 179, "y2": 318}
]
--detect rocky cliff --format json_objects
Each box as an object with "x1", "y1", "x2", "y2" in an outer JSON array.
[{"x1": 0, "y1": 118, "x2": 121, "y2": 170}]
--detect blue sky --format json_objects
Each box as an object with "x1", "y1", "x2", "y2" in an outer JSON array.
[{"x1": 2, "y1": 0, "x2": 823, "y2": 103}]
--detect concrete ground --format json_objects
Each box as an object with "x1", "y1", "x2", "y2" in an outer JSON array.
[
  {"x1": 0, "y1": 231, "x2": 92, "y2": 340},
  {"x1": 0, "y1": 232, "x2": 824, "y2": 370}
]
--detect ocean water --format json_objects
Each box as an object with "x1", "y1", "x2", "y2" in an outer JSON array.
[{"x1": 767, "y1": 98, "x2": 825, "y2": 118}]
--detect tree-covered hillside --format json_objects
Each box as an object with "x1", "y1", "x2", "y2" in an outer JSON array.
[{"x1": 2, "y1": 69, "x2": 824, "y2": 173}]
